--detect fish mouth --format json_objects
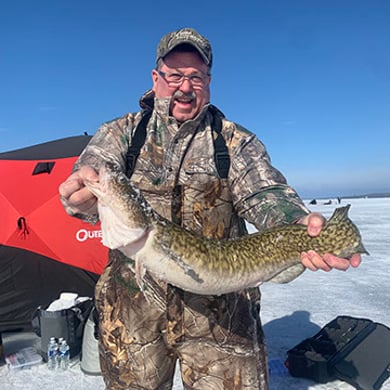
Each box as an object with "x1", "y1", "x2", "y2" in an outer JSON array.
[{"x1": 84, "y1": 175, "x2": 104, "y2": 198}]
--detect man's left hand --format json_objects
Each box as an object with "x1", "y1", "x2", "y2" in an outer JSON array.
[{"x1": 298, "y1": 213, "x2": 362, "y2": 272}]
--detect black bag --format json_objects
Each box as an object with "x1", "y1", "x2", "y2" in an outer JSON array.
[
  {"x1": 32, "y1": 298, "x2": 93, "y2": 361},
  {"x1": 285, "y1": 315, "x2": 390, "y2": 390}
]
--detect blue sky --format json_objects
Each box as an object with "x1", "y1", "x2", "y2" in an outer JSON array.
[{"x1": 1, "y1": 0, "x2": 389, "y2": 199}]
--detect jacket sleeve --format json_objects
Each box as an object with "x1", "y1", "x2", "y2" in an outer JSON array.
[
  {"x1": 62, "y1": 113, "x2": 137, "y2": 222},
  {"x1": 228, "y1": 125, "x2": 309, "y2": 230}
]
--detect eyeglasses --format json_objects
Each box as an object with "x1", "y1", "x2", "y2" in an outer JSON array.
[{"x1": 157, "y1": 70, "x2": 210, "y2": 88}]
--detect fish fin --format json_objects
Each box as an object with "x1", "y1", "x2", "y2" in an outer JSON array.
[
  {"x1": 327, "y1": 204, "x2": 351, "y2": 225},
  {"x1": 134, "y1": 258, "x2": 147, "y2": 292},
  {"x1": 269, "y1": 263, "x2": 305, "y2": 284},
  {"x1": 161, "y1": 245, "x2": 204, "y2": 283},
  {"x1": 171, "y1": 253, "x2": 204, "y2": 283},
  {"x1": 161, "y1": 241, "x2": 204, "y2": 283}
]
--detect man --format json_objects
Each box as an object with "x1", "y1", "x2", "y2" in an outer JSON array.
[{"x1": 59, "y1": 28, "x2": 361, "y2": 389}]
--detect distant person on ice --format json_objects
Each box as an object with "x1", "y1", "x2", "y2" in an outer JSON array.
[{"x1": 59, "y1": 28, "x2": 361, "y2": 389}]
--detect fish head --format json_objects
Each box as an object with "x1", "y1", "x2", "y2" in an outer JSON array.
[{"x1": 84, "y1": 164, "x2": 150, "y2": 250}]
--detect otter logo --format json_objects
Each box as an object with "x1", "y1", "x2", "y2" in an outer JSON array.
[{"x1": 76, "y1": 229, "x2": 103, "y2": 243}]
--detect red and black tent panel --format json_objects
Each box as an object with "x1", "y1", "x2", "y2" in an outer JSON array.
[{"x1": 0, "y1": 135, "x2": 108, "y2": 332}]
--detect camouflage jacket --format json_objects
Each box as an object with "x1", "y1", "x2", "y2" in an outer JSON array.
[{"x1": 71, "y1": 89, "x2": 309, "y2": 239}]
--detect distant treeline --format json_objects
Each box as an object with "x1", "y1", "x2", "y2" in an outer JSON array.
[
  {"x1": 309, "y1": 193, "x2": 390, "y2": 202},
  {"x1": 340, "y1": 193, "x2": 390, "y2": 199}
]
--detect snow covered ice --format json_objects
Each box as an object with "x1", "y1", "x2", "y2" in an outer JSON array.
[{"x1": 1, "y1": 197, "x2": 389, "y2": 389}]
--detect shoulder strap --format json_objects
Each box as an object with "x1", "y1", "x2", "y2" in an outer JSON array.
[
  {"x1": 126, "y1": 110, "x2": 152, "y2": 177},
  {"x1": 126, "y1": 108, "x2": 230, "y2": 179},
  {"x1": 212, "y1": 112, "x2": 230, "y2": 179}
]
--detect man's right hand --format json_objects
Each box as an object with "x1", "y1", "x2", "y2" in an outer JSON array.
[{"x1": 59, "y1": 166, "x2": 99, "y2": 216}]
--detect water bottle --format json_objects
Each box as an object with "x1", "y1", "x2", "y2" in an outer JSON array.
[
  {"x1": 56, "y1": 338, "x2": 64, "y2": 368},
  {"x1": 47, "y1": 337, "x2": 58, "y2": 370},
  {"x1": 58, "y1": 339, "x2": 70, "y2": 370}
]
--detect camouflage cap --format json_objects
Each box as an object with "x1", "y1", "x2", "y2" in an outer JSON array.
[{"x1": 156, "y1": 27, "x2": 212, "y2": 67}]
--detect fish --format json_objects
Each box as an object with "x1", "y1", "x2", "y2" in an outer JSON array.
[{"x1": 84, "y1": 165, "x2": 369, "y2": 295}]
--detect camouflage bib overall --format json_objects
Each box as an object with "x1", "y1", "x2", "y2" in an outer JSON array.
[{"x1": 94, "y1": 102, "x2": 269, "y2": 389}]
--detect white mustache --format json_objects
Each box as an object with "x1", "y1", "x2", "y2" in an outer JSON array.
[{"x1": 173, "y1": 91, "x2": 196, "y2": 100}]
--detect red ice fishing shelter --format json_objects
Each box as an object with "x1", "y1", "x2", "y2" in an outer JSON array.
[{"x1": 0, "y1": 135, "x2": 108, "y2": 332}]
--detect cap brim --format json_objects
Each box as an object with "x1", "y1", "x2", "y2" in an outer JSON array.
[{"x1": 160, "y1": 41, "x2": 210, "y2": 65}]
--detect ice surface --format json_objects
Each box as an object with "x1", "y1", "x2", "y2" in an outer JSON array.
[{"x1": 1, "y1": 197, "x2": 389, "y2": 389}]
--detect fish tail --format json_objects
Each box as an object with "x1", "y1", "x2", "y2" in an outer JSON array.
[{"x1": 327, "y1": 205, "x2": 369, "y2": 256}]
